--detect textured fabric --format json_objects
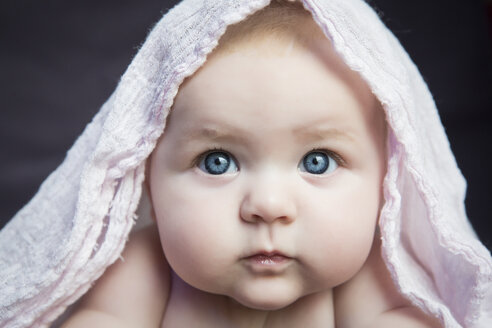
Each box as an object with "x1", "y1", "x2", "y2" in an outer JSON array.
[{"x1": 0, "y1": 0, "x2": 491, "y2": 327}]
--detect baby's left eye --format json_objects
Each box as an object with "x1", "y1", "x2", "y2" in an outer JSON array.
[{"x1": 299, "y1": 150, "x2": 338, "y2": 175}]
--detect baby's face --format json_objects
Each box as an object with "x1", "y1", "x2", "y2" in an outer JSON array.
[{"x1": 149, "y1": 35, "x2": 386, "y2": 310}]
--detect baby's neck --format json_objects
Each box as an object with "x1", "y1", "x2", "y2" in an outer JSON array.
[
  {"x1": 222, "y1": 288, "x2": 334, "y2": 328},
  {"x1": 164, "y1": 272, "x2": 335, "y2": 328}
]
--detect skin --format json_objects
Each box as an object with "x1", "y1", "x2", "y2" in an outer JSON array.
[{"x1": 63, "y1": 26, "x2": 441, "y2": 328}]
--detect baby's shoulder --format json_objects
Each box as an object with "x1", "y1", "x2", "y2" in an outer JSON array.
[
  {"x1": 62, "y1": 224, "x2": 170, "y2": 328},
  {"x1": 334, "y1": 238, "x2": 441, "y2": 328}
]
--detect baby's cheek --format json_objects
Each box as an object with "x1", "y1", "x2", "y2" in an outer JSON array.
[
  {"x1": 300, "y1": 193, "x2": 378, "y2": 287},
  {"x1": 300, "y1": 226, "x2": 373, "y2": 289},
  {"x1": 155, "y1": 200, "x2": 239, "y2": 291}
]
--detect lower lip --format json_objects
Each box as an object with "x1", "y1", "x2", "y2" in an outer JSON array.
[{"x1": 244, "y1": 254, "x2": 292, "y2": 272}]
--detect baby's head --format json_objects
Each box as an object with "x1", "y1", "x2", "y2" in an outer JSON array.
[{"x1": 148, "y1": 0, "x2": 386, "y2": 310}]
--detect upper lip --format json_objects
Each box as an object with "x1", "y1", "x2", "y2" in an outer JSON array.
[{"x1": 244, "y1": 250, "x2": 292, "y2": 259}]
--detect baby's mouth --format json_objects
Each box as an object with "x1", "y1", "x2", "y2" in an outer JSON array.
[
  {"x1": 246, "y1": 253, "x2": 290, "y2": 265},
  {"x1": 243, "y1": 251, "x2": 293, "y2": 272}
]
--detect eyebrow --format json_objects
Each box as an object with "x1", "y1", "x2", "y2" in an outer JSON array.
[
  {"x1": 293, "y1": 124, "x2": 355, "y2": 143},
  {"x1": 179, "y1": 124, "x2": 246, "y2": 143}
]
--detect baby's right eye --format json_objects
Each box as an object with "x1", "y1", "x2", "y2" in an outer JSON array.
[{"x1": 198, "y1": 151, "x2": 239, "y2": 175}]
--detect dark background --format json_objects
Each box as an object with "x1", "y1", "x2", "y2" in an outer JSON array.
[{"x1": 1, "y1": 1, "x2": 491, "y2": 250}]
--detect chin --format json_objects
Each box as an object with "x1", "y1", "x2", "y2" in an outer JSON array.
[
  {"x1": 232, "y1": 282, "x2": 301, "y2": 311},
  {"x1": 235, "y1": 295, "x2": 297, "y2": 311}
]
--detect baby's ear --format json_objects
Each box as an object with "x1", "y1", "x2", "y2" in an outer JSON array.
[
  {"x1": 143, "y1": 182, "x2": 157, "y2": 222},
  {"x1": 144, "y1": 159, "x2": 157, "y2": 222},
  {"x1": 133, "y1": 174, "x2": 156, "y2": 228}
]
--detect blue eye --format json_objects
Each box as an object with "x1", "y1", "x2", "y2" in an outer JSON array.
[
  {"x1": 299, "y1": 151, "x2": 338, "y2": 175},
  {"x1": 198, "y1": 151, "x2": 238, "y2": 175}
]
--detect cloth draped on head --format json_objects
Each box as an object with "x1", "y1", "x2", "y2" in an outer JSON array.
[{"x1": 1, "y1": 0, "x2": 491, "y2": 327}]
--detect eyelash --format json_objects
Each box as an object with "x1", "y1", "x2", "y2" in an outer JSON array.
[
  {"x1": 192, "y1": 147, "x2": 234, "y2": 167},
  {"x1": 309, "y1": 148, "x2": 346, "y2": 167}
]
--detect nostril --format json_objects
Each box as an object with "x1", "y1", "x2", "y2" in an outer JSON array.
[
  {"x1": 277, "y1": 215, "x2": 293, "y2": 223},
  {"x1": 251, "y1": 214, "x2": 262, "y2": 221}
]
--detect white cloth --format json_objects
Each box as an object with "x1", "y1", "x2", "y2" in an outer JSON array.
[{"x1": 1, "y1": 0, "x2": 491, "y2": 327}]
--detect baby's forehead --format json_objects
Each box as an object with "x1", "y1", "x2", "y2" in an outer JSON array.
[{"x1": 170, "y1": 43, "x2": 382, "y2": 146}]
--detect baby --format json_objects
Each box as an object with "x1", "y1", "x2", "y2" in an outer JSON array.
[
  {"x1": 2, "y1": 0, "x2": 490, "y2": 327},
  {"x1": 62, "y1": 1, "x2": 439, "y2": 327}
]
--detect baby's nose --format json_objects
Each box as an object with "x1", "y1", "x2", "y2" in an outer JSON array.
[{"x1": 239, "y1": 180, "x2": 297, "y2": 224}]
